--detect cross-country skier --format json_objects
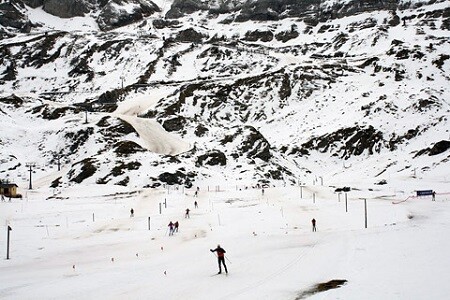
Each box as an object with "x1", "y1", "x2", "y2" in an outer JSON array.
[
  {"x1": 185, "y1": 208, "x2": 190, "y2": 218},
  {"x1": 312, "y1": 218, "x2": 317, "y2": 232},
  {"x1": 168, "y1": 221, "x2": 174, "y2": 236},
  {"x1": 174, "y1": 221, "x2": 179, "y2": 233},
  {"x1": 210, "y1": 244, "x2": 228, "y2": 274}
]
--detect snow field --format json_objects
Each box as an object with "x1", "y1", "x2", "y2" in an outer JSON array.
[{"x1": 1, "y1": 182, "x2": 449, "y2": 299}]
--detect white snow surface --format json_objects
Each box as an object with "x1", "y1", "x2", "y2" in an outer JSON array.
[{"x1": 1, "y1": 181, "x2": 450, "y2": 299}]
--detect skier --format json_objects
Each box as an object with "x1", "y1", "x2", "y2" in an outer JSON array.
[
  {"x1": 174, "y1": 221, "x2": 179, "y2": 233},
  {"x1": 432, "y1": 191, "x2": 436, "y2": 201},
  {"x1": 210, "y1": 244, "x2": 228, "y2": 274},
  {"x1": 130, "y1": 208, "x2": 134, "y2": 217},
  {"x1": 168, "y1": 221, "x2": 174, "y2": 236},
  {"x1": 185, "y1": 208, "x2": 190, "y2": 218},
  {"x1": 194, "y1": 201, "x2": 198, "y2": 208},
  {"x1": 312, "y1": 218, "x2": 317, "y2": 232}
]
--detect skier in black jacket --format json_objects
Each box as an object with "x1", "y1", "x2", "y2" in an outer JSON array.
[{"x1": 210, "y1": 244, "x2": 228, "y2": 274}]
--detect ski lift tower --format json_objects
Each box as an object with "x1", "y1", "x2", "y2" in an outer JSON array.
[{"x1": 25, "y1": 162, "x2": 36, "y2": 189}]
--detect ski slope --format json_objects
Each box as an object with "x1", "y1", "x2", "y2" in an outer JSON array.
[{"x1": 1, "y1": 181, "x2": 449, "y2": 299}]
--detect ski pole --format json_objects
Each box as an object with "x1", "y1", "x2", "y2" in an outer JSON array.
[{"x1": 224, "y1": 255, "x2": 232, "y2": 264}]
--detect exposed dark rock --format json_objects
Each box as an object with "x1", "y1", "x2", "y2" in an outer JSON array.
[
  {"x1": 429, "y1": 140, "x2": 450, "y2": 156},
  {"x1": 389, "y1": 128, "x2": 419, "y2": 150},
  {"x1": 432, "y1": 54, "x2": 449, "y2": 69},
  {"x1": 97, "y1": 0, "x2": 160, "y2": 31},
  {"x1": 0, "y1": 1, "x2": 32, "y2": 32},
  {"x1": 43, "y1": 0, "x2": 93, "y2": 18},
  {"x1": 196, "y1": 150, "x2": 226, "y2": 167},
  {"x1": 111, "y1": 161, "x2": 141, "y2": 176},
  {"x1": 114, "y1": 141, "x2": 146, "y2": 157},
  {"x1": 275, "y1": 29, "x2": 299, "y2": 42},
  {"x1": 335, "y1": 187, "x2": 351, "y2": 192},
  {"x1": 98, "y1": 117, "x2": 137, "y2": 139},
  {"x1": 278, "y1": 73, "x2": 291, "y2": 100},
  {"x1": 2, "y1": 61, "x2": 17, "y2": 80},
  {"x1": 38, "y1": 105, "x2": 81, "y2": 120},
  {"x1": 68, "y1": 158, "x2": 97, "y2": 183},
  {"x1": 295, "y1": 279, "x2": 347, "y2": 300},
  {"x1": 97, "y1": 89, "x2": 124, "y2": 105},
  {"x1": 69, "y1": 58, "x2": 95, "y2": 81},
  {"x1": 412, "y1": 96, "x2": 438, "y2": 112},
  {"x1": 22, "y1": 0, "x2": 44, "y2": 8},
  {"x1": 0, "y1": 94, "x2": 23, "y2": 108},
  {"x1": 157, "y1": 170, "x2": 195, "y2": 187},
  {"x1": 301, "y1": 126, "x2": 385, "y2": 159},
  {"x1": 221, "y1": 126, "x2": 272, "y2": 162},
  {"x1": 387, "y1": 11, "x2": 400, "y2": 26},
  {"x1": 152, "y1": 18, "x2": 180, "y2": 29},
  {"x1": 115, "y1": 176, "x2": 130, "y2": 186},
  {"x1": 166, "y1": 0, "x2": 208, "y2": 19},
  {"x1": 50, "y1": 176, "x2": 62, "y2": 188},
  {"x1": 65, "y1": 127, "x2": 94, "y2": 154},
  {"x1": 243, "y1": 30, "x2": 274, "y2": 42},
  {"x1": 162, "y1": 116, "x2": 186, "y2": 132},
  {"x1": 174, "y1": 28, "x2": 205, "y2": 43},
  {"x1": 194, "y1": 124, "x2": 209, "y2": 137}
]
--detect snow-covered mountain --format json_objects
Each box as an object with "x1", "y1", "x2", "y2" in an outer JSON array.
[{"x1": 0, "y1": 0, "x2": 449, "y2": 190}]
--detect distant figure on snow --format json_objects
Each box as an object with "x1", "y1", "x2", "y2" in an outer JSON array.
[
  {"x1": 312, "y1": 218, "x2": 317, "y2": 232},
  {"x1": 174, "y1": 221, "x2": 179, "y2": 233},
  {"x1": 432, "y1": 191, "x2": 436, "y2": 201},
  {"x1": 168, "y1": 221, "x2": 174, "y2": 236},
  {"x1": 210, "y1": 244, "x2": 228, "y2": 274},
  {"x1": 185, "y1": 208, "x2": 190, "y2": 218},
  {"x1": 194, "y1": 201, "x2": 198, "y2": 208},
  {"x1": 130, "y1": 208, "x2": 134, "y2": 217}
]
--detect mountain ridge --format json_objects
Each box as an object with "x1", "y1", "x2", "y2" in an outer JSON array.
[{"x1": 0, "y1": 0, "x2": 449, "y2": 189}]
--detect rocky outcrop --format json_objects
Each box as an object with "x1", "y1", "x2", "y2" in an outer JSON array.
[
  {"x1": 0, "y1": 2, "x2": 32, "y2": 32},
  {"x1": 415, "y1": 140, "x2": 450, "y2": 157},
  {"x1": 299, "y1": 126, "x2": 385, "y2": 159},
  {"x1": 43, "y1": 0, "x2": 94, "y2": 18},
  {"x1": 221, "y1": 126, "x2": 272, "y2": 162},
  {"x1": 243, "y1": 30, "x2": 274, "y2": 42},
  {"x1": 166, "y1": 0, "x2": 208, "y2": 19},
  {"x1": 12, "y1": 0, "x2": 160, "y2": 30},
  {"x1": 97, "y1": 0, "x2": 160, "y2": 31},
  {"x1": 22, "y1": 0, "x2": 44, "y2": 8},
  {"x1": 174, "y1": 28, "x2": 205, "y2": 43},
  {"x1": 196, "y1": 150, "x2": 227, "y2": 167}
]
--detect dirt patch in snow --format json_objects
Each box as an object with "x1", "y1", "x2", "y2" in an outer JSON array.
[{"x1": 295, "y1": 279, "x2": 347, "y2": 299}]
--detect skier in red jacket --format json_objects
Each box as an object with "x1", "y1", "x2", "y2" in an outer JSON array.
[{"x1": 210, "y1": 244, "x2": 228, "y2": 274}]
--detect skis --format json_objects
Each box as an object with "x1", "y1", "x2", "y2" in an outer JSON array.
[{"x1": 211, "y1": 272, "x2": 229, "y2": 277}]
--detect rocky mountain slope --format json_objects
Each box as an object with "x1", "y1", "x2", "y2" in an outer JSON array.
[{"x1": 0, "y1": 0, "x2": 449, "y2": 189}]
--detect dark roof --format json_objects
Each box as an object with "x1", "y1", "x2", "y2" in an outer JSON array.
[{"x1": 0, "y1": 183, "x2": 18, "y2": 188}]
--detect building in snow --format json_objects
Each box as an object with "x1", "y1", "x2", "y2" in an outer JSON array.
[{"x1": 0, "y1": 182, "x2": 19, "y2": 198}]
